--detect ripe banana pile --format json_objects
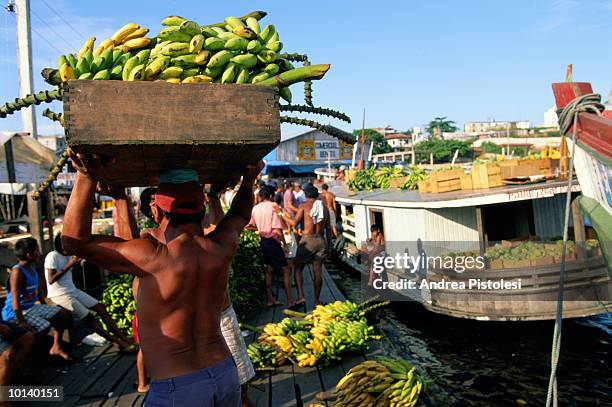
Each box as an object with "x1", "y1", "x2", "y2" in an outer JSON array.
[
  {"x1": 43, "y1": 11, "x2": 331, "y2": 103},
  {"x1": 252, "y1": 300, "x2": 386, "y2": 369},
  {"x1": 333, "y1": 358, "x2": 427, "y2": 407}
]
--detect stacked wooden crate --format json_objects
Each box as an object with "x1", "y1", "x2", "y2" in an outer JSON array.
[
  {"x1": 418, "y1": 168, "x2": 464, "y2": 193},
  {"x1": 471, "y1": 163, "x2": 502, "y2": 189},
  {"x1": 496, "y1": 158, "x2": 560, "y2": 180}
]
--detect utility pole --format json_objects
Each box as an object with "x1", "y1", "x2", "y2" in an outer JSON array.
[
  {"x1": 12, "y1": 0, "x2": 45, "y2": 252},
  {"x1": 358, "y1": 109, "x2": 366, "y2": 170},
  {"x1": 14, "y1": 0, "x2": 37, "y2": 138}
]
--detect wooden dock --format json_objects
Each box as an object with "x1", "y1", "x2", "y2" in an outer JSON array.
[
  {"x1": 20, "y1": 342, "x2": 141, "y2": 407},
  {"x1": 19, "y1": 263, "x2": 384, "y2": 406},
  {"x1": 245, "y1": 263, "x2": 385, "y2": 407}
]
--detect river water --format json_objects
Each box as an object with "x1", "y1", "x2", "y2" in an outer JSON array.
[{"x1": 329, "y1": 262, "x2": 612, "y2": 407}]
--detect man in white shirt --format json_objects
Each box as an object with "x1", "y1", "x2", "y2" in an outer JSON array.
[
  {"x1": 293, "y1": 183, "x2": 306, "y2": 205},
  {"x1": 45, "y1": 233, "x2": 136, "y2": 352}
]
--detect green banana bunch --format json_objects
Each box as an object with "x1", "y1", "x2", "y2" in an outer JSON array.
[
  {"x1": 204, "y1": 37, "x2": 226, "y2": 51},
  {"x1": 98, "y1": 274, "x2": 135, "y2": 337},
  {"x1": 161, "y1": 42, "x2": 190, "y2": 57},
  {"x1": 224, "y1": 37, "x2": 248, "y2": 51},
  {"x1": 230, "y1": 54, "x2": 257, "y2": 68}
]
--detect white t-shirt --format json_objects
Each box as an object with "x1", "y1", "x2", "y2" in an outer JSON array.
[
  {"x1": 294, "y1": 190, "x2": 306, "y2": 204},
  {"x1": 44, "y1": 251, "x2": 77, "y2": 298}
]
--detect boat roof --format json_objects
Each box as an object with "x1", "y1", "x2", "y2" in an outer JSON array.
[{"x1": 334, "y1": 179, "x2": 581, "y2": 209}]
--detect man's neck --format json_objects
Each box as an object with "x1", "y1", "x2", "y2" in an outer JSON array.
[
  {"x1": 18, "y1": 260, "x2": 31, "y2": 269},
  {"x1": 159, "y1": 219, "x2": 204, "y2": 244}
]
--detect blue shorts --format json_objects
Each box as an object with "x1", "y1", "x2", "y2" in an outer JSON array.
[
  {"x1": 261, "y1": 237, "x2": 288, "y2": 270},
  {"x1": 143, "y1": 357, "x2": 240, "y2": 407}
]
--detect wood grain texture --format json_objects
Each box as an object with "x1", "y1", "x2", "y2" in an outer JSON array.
[{"x1": 63, "y1": 81, "x2": 280, "y2": 186}]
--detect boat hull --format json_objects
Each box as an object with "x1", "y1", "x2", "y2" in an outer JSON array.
[{"x1": 342, "y1": 253, "x2": 612, "y2": 321}]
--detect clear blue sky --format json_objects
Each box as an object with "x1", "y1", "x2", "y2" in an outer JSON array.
[{"x1": 1, "y1": 0, "x2": 610, "y2": 137}]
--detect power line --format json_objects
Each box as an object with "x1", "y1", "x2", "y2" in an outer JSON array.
[
  {"x1": 39, "y1": 0, "x2": 84, "y2": 41},
  {"x1": 5, "y1": 2, "x2": 65, "y2": 59},
  {"x1": 30, "y1": 7, "x2": 76, "y2": 51},
  {"x1": 31, "y1": 25, "x2": 64, "y2": 56}
]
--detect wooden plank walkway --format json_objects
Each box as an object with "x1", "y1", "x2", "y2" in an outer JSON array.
[
  {"x1": 20, "y1": 343, "x2": 141, "y2": 407},
  {"x1": 19, "y1": 262, "x2": 384, "y2": 407},
  {"x1": 245, "y1": 262, "x2": 383, "y2": 407}
]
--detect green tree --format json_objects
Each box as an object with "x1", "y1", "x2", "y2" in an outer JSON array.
[
  {"x1": 480, "y1": 141, "x2": 502, "y2": 154},
  {"x1": 426, "y1": 117, "x2": 458, "y2": 137},
  {"x1": 352, "y1": 129, "x2": 392, "y2": 155},
  {"x1": 415, "y1": 139, "x2": 472, "y2": 163}
]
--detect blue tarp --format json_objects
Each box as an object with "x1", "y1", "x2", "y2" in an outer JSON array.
[{"x1": 263, "y1": 160, "x2": 353, "y2": 175}]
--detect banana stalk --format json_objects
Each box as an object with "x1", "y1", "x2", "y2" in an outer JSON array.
[
  {"x1": 41, "y1": 108, "x2": 64, "y2": 124},
  {"x1": 279, "y1": 52, "x2": 309, "y2": 62},
  {"x1": 279, "y1": 104, "x2": 351, "y2": 123},
  {"x1": 255, "y1": 64, "x2": 330, "y2": 87},
  {"x1": 280, "y1": 116, "x2": 355, "y2": 144},
  {"x1": 0, "y1": 89, "x2": 63, "y2": 118},
  {"x1": 202, "y1": 11, "x2": 267, "y2": 28},
  {"x1": 302, "y1": 58, "x2": 313, "y2": 106},
  {"x1": 32, "y1": 150, "x2": 69, "y2": 201}
]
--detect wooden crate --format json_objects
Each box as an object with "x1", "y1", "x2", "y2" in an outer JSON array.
[
  {"x1": 63, "y1": 80, "x2": 280, "y2": 186},
  {"x1": 460, "y1": 173, "x2": 473, "y2": 190},
  {"x1": 417, "y1": 179, "x2": 430, "y2": 193},
  {"x1": 428, "y1": 168, "x2": 463, "y2": 193},
  {"x1": 530, "y1": 256, "x2": 555, "y2": 267},
  {"x1": 502, "y1": 259, "x2": 531, "y2": 269},
  {"x1": 471, "y1": 163, "x2": 502, "y2": 189},
  {"x1": 498, "y1": 159, "x2": 541, "y2": 179},
  {"x1": 389, "y1": 176, "x2": 408, "y2": 189}
]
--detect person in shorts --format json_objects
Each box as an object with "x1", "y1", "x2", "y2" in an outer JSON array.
[
  {"x1": 45, "y1": 233, "x2": 136, "y2": 352},
  {"x1": 114, "y1": 180, "x2": 256, "y2": 405},
  {"x1": 0, "y1": 322, "x2": 35, "y2": 387},
  {"x1": 1, "y1": 238, "x2": 72, "y2": 361},
  {"x1": 280, "y1": 184, "x2": 331, "y2": 306},
  {"x1": 248, "y1": 186, "x2": 294, "y2": 308}
]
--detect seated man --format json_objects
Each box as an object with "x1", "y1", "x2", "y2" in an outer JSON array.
[
  {"x1": 0, "y1": 322, "x2": 35, "y2": 389},
  {"x1": 61, "y1": 150, "x2": 262, "y2": 407},
  {"x1": 1, "y1": 238, "x2": 72, "y2": 361},
  {"x1": 44, "y1": 233, "x2": 136, "y2": 352}
]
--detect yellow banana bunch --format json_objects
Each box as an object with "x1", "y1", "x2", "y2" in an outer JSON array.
[
  {"x1": 111, "y1": 23, "x2": 140, "y2": 44},
  {"x1": 59, "y1": 63, "x2": 74, "y2": 81},
  {"x1": 122, "y1": 27, "x2": 149, "y2": 43},
  {"x1": 123, "y1": 37, "x2": 151, "y2": 51},
  {"x1": 77, "y1": 37, "x2": 96, "y2": 59}
]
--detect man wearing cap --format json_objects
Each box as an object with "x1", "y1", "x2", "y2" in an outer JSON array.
[
  {"x1": 62, "y1": 151, "x2": 262, "y2": 407},
  {"x1": 110, "y1": 183, "x2": 256, "y2": 405}
]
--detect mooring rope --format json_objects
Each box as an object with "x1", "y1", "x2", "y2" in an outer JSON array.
[{"x1": 545, "y1": 92, "x2": 604, "y2": 407}]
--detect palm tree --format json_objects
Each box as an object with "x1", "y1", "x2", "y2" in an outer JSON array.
[{"x1": 426, "y1": 117, "x2": 458, "y2": 138}]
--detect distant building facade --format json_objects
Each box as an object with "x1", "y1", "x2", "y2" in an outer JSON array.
[
  {"x1": 464, "y1": 120, "x2": 531, "y2": 133},
  {"x1": 384, "y1": 133, "x2": 411, "y2": 150},
  {"x1": 543, "y1": 107, "x2": 559, "y2": 129},
  {"x1": 267, "y1": 129, "x2": 370, "y2": 178}
]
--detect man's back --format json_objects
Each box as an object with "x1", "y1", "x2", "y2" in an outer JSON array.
[
  {"x1": 136, "y1": 233, "x2": 231, "y2": 380},
  {"x1": 299, "y1": 199, "x2": 328, "y2": 236}
]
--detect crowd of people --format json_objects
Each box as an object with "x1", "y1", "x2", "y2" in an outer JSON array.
[
  {"x1": 246, "y1": 179, "x2": 339, "y2": 309},
  {"x1": 0, "y1": 156, "x2": 345, "y2": 406}
]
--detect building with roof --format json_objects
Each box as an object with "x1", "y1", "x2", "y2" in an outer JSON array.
[
  {"x1": 264, "y1": 129, "x2": 370, "y2": 178},
  {"x1": 384, "y1": 132, "x2": 412, "y2": 150}
]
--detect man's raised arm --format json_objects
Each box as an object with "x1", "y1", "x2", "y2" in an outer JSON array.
[
  {"x1": 61, "y1": 151, "x2": 153, "y2": 276},
  {"x1": 210, "y1": 161, "x2": 263, "y2": 252}
]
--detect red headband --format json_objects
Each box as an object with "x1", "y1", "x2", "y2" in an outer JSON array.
[{"x1": 154, "y1": 182, "x2": 204, "y2": 214}]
